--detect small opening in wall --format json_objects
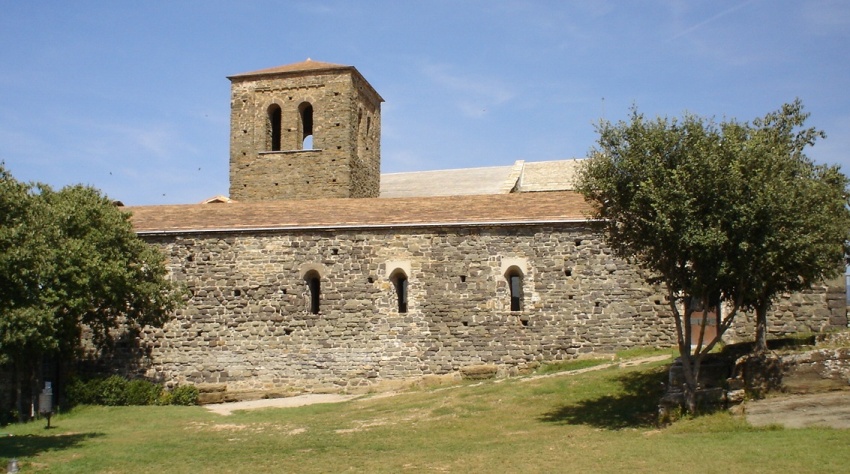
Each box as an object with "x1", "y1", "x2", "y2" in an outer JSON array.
[
  {"x1": 243, "y1": 129, "x2": 247, "y2": 134},
  {"x1": 594, "y1": 301, "x2": 601, "y2": 307},
  {"x1": 368, "y1": 277, "x2": 374, "y2": 284},
  {"x1": 274, "y1": 183, "x2": 278, "y2": 186},
  {"x1": 462, "y1": 321, "x2": 469, "y2": 327},
  {"x1": 460, "y1": 275, "x2": 467, "y2": 282},
  {"x1": 337, "y1": 146, "x2": 342, "y2": 150},
  {"x1": 234, "y1": 289, "x2": 241, "y2": 297},
  {"x1": 655, "y1": 299, "x2": 661, "y2": 305},
  {"x1": 282, "y1": 289, "x2": 287, "y2": 295},
  {"x1": 391, "y1": 270, "x2": 409, "y2": 313},
  {"x1": 574, "y1": 239, "x2": 582, "y2": 246},
  {"x1": 332, "y1": 178, "x2": 337, "y2": 183},
  {"x1": 568, "y1": 295, "x2": 574, "y2": 300},
  {"x1": 305, "y1": 271, "x2": 321, "y2": 314},
  {"x1": 306, "y1": 180, "x2": 310, "y2": 184},
  {"x1": 334, "y1": 92, "x2": 340, "y2": 96},
  {"x1": 283, "y1": 328, "x2": 294, "y2": 335},
  {"x1": 332, "y1": 248, "x2": 339, "y2": 256},
  {"x1": 564, "y1": 268, "x2": 572, "y2": 277},
  {"x1": 520, "y1": 318, "x2": 529, "y2": 327},
  {"x1": 186, "y1": 254, "x2": 194, "y2": 262},
  {"x1": 336, "y1": 123, "x2": 340, "y2": 126}
]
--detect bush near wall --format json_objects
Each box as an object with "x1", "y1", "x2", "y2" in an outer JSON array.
[{"x1": 66, "y1": 376, "x2": 198, "y2": 406}]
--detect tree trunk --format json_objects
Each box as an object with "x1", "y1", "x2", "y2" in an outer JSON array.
[
  {"x1": 13, "y1": 362, "x2": 24, "y2": 422},
  {"x1": 670, "y1": 291, "x2": 701, "y2": 415},
  {"x1": 754, "y1": 302, "x2": 769, "y2": 354}
]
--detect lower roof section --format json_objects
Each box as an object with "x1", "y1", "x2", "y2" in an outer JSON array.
[{"x1": 128, "y1": 191, "x2": 593, "y2": 234}]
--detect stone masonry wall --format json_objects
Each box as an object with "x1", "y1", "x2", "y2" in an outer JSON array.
[
  {"x1": 133, "y1": 224, "x2": 845, "y2": 395},
  {"x1": 229, "y1": 69, "x2": 381, "y2": 201},
  {"x1": 137, "y1": 224, "x2": 675, "y2": 393}
]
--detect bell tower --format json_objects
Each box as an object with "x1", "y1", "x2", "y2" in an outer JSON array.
[{"x1": 227, "y1": 59, "x2": 383, "y2": 201}]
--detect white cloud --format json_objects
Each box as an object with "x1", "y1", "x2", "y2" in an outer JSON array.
[
  {"x1": 421, "y1": 62, "x2": 515, "y2": 118},
  {"x1": 667, "y1": 0, "x2": 756, "y2": 41}
]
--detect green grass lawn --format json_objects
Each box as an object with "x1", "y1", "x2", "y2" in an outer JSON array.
[{"x1": 2, "y1": 355, "x2": 849, "y2": 473}]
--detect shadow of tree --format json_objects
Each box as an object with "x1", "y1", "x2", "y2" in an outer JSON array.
[
  {"x1": 0, "y1": 432, "x2": 104, "y2": 459},
  {"x1": 539, "y1": 366, "x2": 668, "y2": 429}
]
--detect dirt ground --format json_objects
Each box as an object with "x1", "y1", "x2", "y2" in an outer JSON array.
[
  {"x1": 205, "y1": 394, "x2": 359, "y2": 416},
  {"x1": 744, "y1": 391, "x2": 850, "y2": 429},
  {"x1": 203, "y1": 356, "x2": 849, "y2": 430}
]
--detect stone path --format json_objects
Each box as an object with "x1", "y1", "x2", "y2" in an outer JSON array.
[
  {"x1": 205, "y1": 394, "x2": 360, "y2": 416},
  {"x1": 744, "y1": 391, "x2": 850, "y2": 429}
]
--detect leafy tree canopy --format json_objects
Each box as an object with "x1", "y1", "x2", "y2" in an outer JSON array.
[
  {"x1": 576, "y1": 100, "x2": 850, "y2": 412},
  {"x1": 0, "y1": 163, "x2": 183, "y2": 368}
]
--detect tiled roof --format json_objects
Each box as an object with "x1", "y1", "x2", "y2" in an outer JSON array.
[
  {"x1": 379, "y1": 159, "x2": 584, "y2": 198},
  {"x1": 128, "y1": 191, "x2": 593, "y2": 234},
  {"x1": 517, "y1": 159, "x2": 582, "y2": 192},
  {"x1": 380, "y1": 165, "x2": 518, "y2": 198},
  {"x1": 228, "y1": 59, "x2": 353, "y2": 79}
]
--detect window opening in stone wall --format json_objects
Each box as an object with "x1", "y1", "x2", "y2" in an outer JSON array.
[
  {"x1": 305, "y1": 270, "x2": 321, "y2": 314},
  {"x1": 299, "y1": 102, "x2": 314, "y2": 150},
  {"x1": 506, "y1": 267, "x2": 523, "y2": 312},
  {"x1": 268, "y1": 104, "x2": 282, "y2": 151},
  {"x1": 391, "y1": 270, "x2": 409, "y2": 313}
]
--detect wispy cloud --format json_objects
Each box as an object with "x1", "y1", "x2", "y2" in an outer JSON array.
[
  {"x1": 421, "y1": 63, "x2": 514, "y2": 118},
  {"x1": 668, "y1": 0, "x2": 757, "y2": 40}
]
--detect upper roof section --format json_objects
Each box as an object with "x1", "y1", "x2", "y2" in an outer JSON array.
[
  {"x1": 228, "y1": 59, "x2": 351, "y2": 78},
  {"x1": 379, "y1": 159, "x2": 582, "y2": 198},
  {"x1": 128, "y1": 191, "x2": 592, "y2": 234},
  {"x1": 228, "y1": 58, "x2": 384, "y2": 102},
  {"x1": 380, "y1": 163, "x2": 521, "y2": 198}
]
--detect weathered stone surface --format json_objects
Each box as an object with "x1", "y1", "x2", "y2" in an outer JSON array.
[
  {"x1": 229, "y1": 62, "x2": 381, "y2": 201},
  {"x1": 123, "y1": 224, "x2": 845, "y2": 397}
]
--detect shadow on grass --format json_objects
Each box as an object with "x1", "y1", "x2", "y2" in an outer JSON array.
[
  {"x1": 539, "y1": 366, "x2": 668, "y2": 429},
  {"x1": 0, "y1": 431, "x2": 104, "y2": 459}
]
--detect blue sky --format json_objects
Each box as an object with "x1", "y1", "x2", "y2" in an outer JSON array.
[{"x1": 1, "y1": 0, "x2": 848, "y2": 205}]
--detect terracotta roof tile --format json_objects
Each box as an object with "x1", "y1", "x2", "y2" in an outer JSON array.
[
  {"x1": 228, "y1": 59, "x2": 352, "y2": 79},
  {"x1": 127, "y1": 191, "x2": 592, "y2": 234}
]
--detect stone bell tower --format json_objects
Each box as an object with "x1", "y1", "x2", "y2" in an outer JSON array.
[{"x1": 227, "y1": 59, "x2": 383, "y2": 201}]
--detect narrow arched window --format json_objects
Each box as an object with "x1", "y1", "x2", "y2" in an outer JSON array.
[
  {"x1": 391, "y1": 270, "x2": 408, "y2": 313},
  {"x1": 299, "y1": 102, "x2": 313, "y2": 150},
  {"x1": 268, "y1": 104, "x2": 282, "y2": 151},
  {"x1": 305, "y1": 270, "x2": 321, "y2": 314},
  {"x1": 506, "y1": 267, "x2": 523, "y2": 312}
]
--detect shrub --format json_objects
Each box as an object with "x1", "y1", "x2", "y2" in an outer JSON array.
[
  {"x1": 125, "y1": 379, "x2": 163, "y2": 405},
  {"x1": 66, "y1": 376, "x2": 101, "y2": 406},
  {"x1": 157, "y1": 390, "x2": 173, "y2": 406},
  {"x1": 169, "y1": 385, "x2": 199, "y2": 406},
  {"x1": 99, "y1": 375, "x2": 129, "y2": 406},
  {"x1": 66, "y1": 376, "x2": 166, "y2": 407}
]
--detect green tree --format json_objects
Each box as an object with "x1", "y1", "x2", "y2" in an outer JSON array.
[
  {"x1": 575, "y1": 101, "x2": 850, "y2": 413},
  {"x1": 718, "y1": 102, "x2": 850, "y2": 353},
  {"x1": 0, "y1": 164, "x2": 183, "y2": 418}
]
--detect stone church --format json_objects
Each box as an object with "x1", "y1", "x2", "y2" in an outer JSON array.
[{"x1": 125, "y1": 60, "x2": 846, "y2": 398}]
